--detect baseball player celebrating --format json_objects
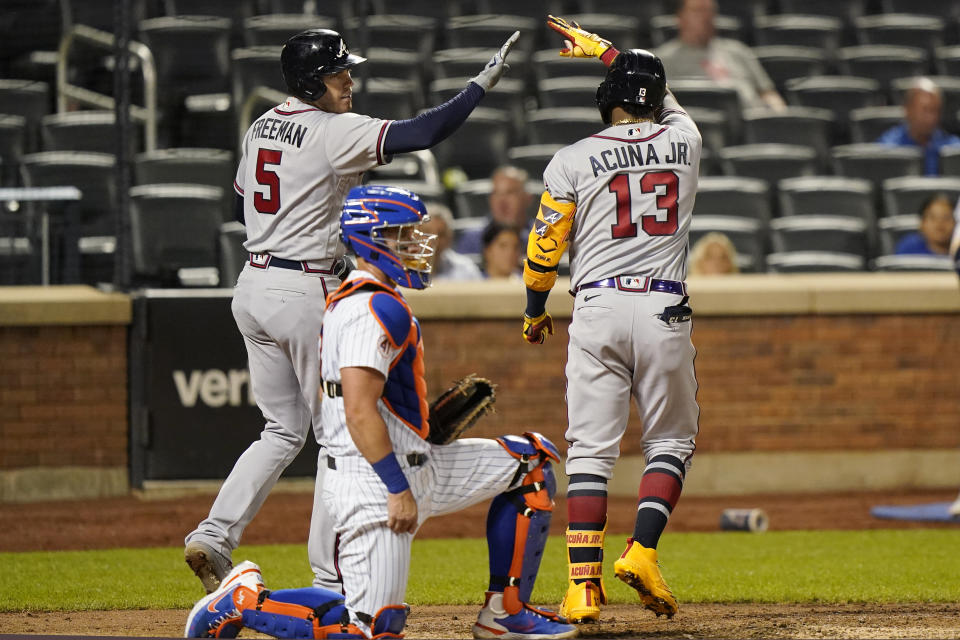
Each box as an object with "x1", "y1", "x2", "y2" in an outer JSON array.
[
  {"x1": 522, "y1": 17, "x2": 702, "y2": 624},
  {"x1": 184, "y1": 27, "x2": 520, "y2": 595}
]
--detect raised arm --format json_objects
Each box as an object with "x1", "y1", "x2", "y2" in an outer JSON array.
[{"x1": 382, "y1": 31, "x2": 519, "y2": 154}]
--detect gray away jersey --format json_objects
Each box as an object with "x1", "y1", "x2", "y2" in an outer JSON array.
[
  {"x1": 543, "y1": 108, "x2": 702, "y2": 289},
  {"x1": 234, "y1": 96, "x2": 391, "y2": 261}
]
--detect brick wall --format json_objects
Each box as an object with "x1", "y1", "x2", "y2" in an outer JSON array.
[
  {"x1": 1, "y1": 312, "x2": 957, "y2": 473},
  {"x1": 422, "y1": 314, "x2": 960, "y2": 455},
  {"x1": 0, "y1": 326, "x2": 128, "y2": 469}
]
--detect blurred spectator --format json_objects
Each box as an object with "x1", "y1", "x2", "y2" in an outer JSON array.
[
  {"x1": 655, "y1": 0, "x2": 785, "y2": 111},
  {"x1": 688, "y1": 232, "x2": 740, "y2": 275},
  {"x1": 481, "y1": 221, "x2": 523, "y2": 280},
  {"x1": 894, "y1": 193, "x2": 956, "y2": 256},
  {"x1": 455, "y1": 165, "x2": 533, "y2": 255},
  {"x1": 420, "y1": 203, "x2": 483, "y2": 282},
  {"x1": 878, "y1": 78, "x2": 960, "y2": 176}
]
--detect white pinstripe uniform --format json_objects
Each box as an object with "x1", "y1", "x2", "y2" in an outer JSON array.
[
  {"x1": 186, "y1": 97, "x2": 391, "y2": 591},
  {"x1": 320, "y1": 270, "x2": 526, "y2": 635},
  {"x1": 544, "y1": 104, "x2": 702, "y2": 480}
]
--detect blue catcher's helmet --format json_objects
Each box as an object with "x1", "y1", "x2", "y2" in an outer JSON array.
[{"x1": 340, "y1": 185, "x2": 436, "y2": 289}]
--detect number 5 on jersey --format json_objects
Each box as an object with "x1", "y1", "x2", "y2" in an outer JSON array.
[
  {"x1": 608, "y1": 170, "x2": 679, "y2": 238},
  {"x1": 254, "y1": 149, "x2": 283, "y2": 214}
]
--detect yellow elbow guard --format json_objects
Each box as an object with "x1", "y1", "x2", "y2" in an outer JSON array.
[{"x1": 523, "y1": 191, "x2": 575, "y2": 292}]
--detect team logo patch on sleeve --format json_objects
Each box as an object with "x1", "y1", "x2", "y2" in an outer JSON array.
[
  {"x1": 541, "y1": 206, "x2": 564, "y2": 224},
  {"x1": 534, "y1": 220, "x2": 549, "y2": 237}
]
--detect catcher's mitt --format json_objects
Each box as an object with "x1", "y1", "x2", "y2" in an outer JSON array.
[{"x1": 427, "y1": 374, "x2": 496, "y2": 445}]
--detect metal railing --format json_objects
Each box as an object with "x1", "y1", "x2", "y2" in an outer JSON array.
[{"x1": 56, "y1": 24, "x2": 158, "y2": 151}]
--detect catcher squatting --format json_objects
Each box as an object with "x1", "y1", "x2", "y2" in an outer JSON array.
[{"x1": 184, "y1": 15, "x2": 700, "y2": 640}]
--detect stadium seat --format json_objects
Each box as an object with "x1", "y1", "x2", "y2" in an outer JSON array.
[
  {"x1": 430, "y1": 77, "x2": 526, "y2": 138},
  {"x1": 777, "y1": 176, "x2": 875, "y2": 222},
  {"x1": 890, "y1": 76, "x2": 960, "y2": 136},
  {"x1": 526, "y1": 108, "x2": 602, "y2": 146},
  {"x1": 243, "y1": 14, "x2": 338, "y2": 47},
  {"x1": 694, "y1": 176, "x2": 771, "y2": 222},
  {"x1": 259, "y1": 0, "x2": 323, "y2": 12},
  {"x1": 40, "y1": 111, "x2": 138, "y2": 155},
  {"x1": 230, "y1": 47, "x2": 288, "y2": 115},
  {"x1": 0, "y1": 80, "x2": 50, "y2": 151},
  {"x1": 753, "y1": 46, "x2": 829, "y2": 96},
  {"x1": 537, "y1": 77, "x2": 603, "y2": 109},
  {"x1": 873, "y1": 254, "x2": 954, "y2": 270},
  {"x1": 218, "y1": 221, "x2": 246, "y2": 288},
  {"x1": 785, "y1": 76, "x2": 883, "y2": 143},
  {"x1": 854, "y1": 14, "x2": 945, "y2": 55},
  {"x1": 507, "y1": 145, "x2": 563, "y2": 181},
  {"x1": 362, "y1": 48, "x2": 426, "y2": 87},
  {"x1": 430, "y1": 107, "x2": 512, "y2": 179},
  {"x1": 880, "y1": 0, "x2": 960, "y2": 19},
  {"x1": 0, "y1": 115, "x2": 27, "y2": 187},
  {"x1": 881, "y1": 175, "x2": 960, "y2": 218},
  {"x1": 831, "y1": 144, "x2": 923, "y2": 193},
  {"x1": 62, "y1": 0, "x2": 149, "y2": 31},
  {"x1": 139, "y1": 16, "x2": 233, "y2": 98},
  {"x1": 351, "y1": 79, "x2": 419, "y2": 121},
  {"x1": 877, "y1": 214, "x2": 920, "y2": 255},
  {"x1": 775, "y1": 0, "x2": 866, "y2": 27},
  {"x1": 753, "y1": 15, "x2": 843, "y2": 53},
  {"x1": 836, "y1": 45, "x2": 928, "y2": 98},
  {"x1": 134, "y1": 147, "x2": 236, "y2": 222},
  {"x1": 453, "y1": 179, "x2": 493, "y2": 219},
  {"x1": 765, "y1": 251, "x2": 866, "y2": 272},
  {"x1": 742, "y1": 106, "x2": 833, "y2": 168},
  {"x1": 163, "y1": 0, "x2": 257, "y2": 47},
  {"x1": 580, "y1": 0, "x2": 669, "y2": 21},
  {"x1": 476, "y1": 0, "x2": 554, "y2": 20},
  {"x1": 650, "y1": 13, "x2": 742, "y2": 47},
  {"x1": 20, "y1": 151, "x2": 116, "y2": 237},
  {"x1": 344, "y1": 15, "x2": 438, "y2": 62},
  {"x1": 129, "y1": 184, "x2": 224, "y2": 287},
  {"x1": 531, "y1": 49, "x2": 605, "y2": 82},
  {"x1": 934, "y1": 46, "x2": 960, "y2": 77},
  {"x1": 719, "y1": 144, "x2": 818, "y2": 186},
  {"x1": 667, "y1": 80, "x2": 742, "y2": 143},
  {"x1": 770, "y1": 215, "x2": 869, "y2": 256},
  {"x1": 689, "y1": 215, "x2": 765, "y2": 272},
  {"x1": 849, "y1": 106, "x2": 904, "y2": 144},
  {"x1": 366, "y1": 150, "x2": 442, "y2": 186},
  {"x1": 685, "y1": 108, "x2": 726, "y2": 156},
  {"x1": 940, "y1": 147, "x2": 960, "y2": 177},
  {"x1": 445, "y1": 14, "x2": 538, "y2": 58},
  {"x1": 21, "y1": 151, "x2": 117, "y2": 282}
]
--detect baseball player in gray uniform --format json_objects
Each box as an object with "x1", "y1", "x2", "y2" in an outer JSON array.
[
  {"x1": 184, "y1": 27, "x2": 520, "y2": 595},
  {"x1": 522, "y1": 20, "x2": 702, "y2": 625}
]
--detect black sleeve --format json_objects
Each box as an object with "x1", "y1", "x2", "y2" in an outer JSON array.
[
  {"x1": 234, "y1": 193, "x2": 244, "y2": 225},
  {"x1": 382, "y1": 82, "x2": 485, "y2": 154}
]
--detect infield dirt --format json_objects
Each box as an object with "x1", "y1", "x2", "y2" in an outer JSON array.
[{"x1": 2, "y1": 489, "x2": 959, "y2": 638}]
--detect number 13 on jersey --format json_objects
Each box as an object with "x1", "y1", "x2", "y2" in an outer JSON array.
[{"x1": 608, "y1": 170, "x2": 679, "y2": 239}]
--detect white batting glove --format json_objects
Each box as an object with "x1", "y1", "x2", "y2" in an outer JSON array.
[{"x1": 470, "y1": 31, "x2": 520, "y2": 91}]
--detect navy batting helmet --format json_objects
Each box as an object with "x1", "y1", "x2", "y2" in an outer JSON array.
[
  {"x1": 280, "y1": 29, "x2": 366, "y2": 101},
  {"x1": 596, "y1": 49, "x2": 667, "y2": 125}
]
